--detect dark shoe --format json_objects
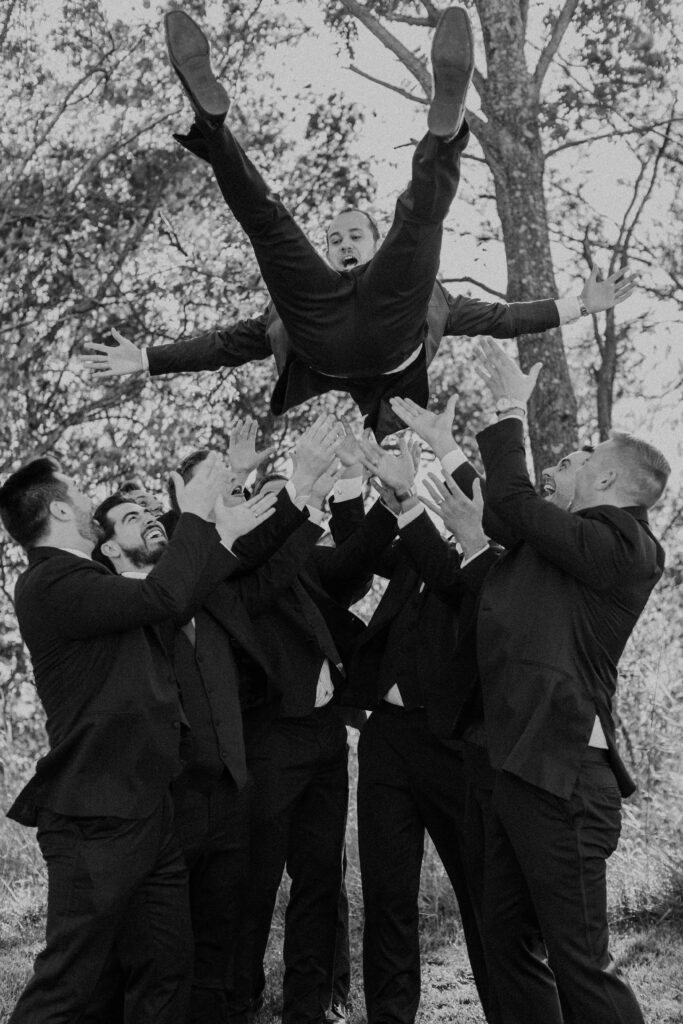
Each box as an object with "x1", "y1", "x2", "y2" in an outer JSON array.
[
  {"x1": 428, "y1": 6, "x2": 474, "y2": 139},
  {"x1": 325, "y1": 1002, "x2": 348, "y2": 1023},
  {"x1": 164, "y1": 10, "x2": 229, "y2": 129}
]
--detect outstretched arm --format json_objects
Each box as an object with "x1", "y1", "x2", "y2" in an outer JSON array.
[
  {"x1": 440, "y1": 262, "x2": 636, "y2": 339},
  {"x1": 82, "y1": 311, "x2": 272, "y2": 378}
]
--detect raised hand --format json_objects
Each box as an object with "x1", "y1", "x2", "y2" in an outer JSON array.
[
  {"x1": 423, "y1": 474, "x2": 487, "y2": 556},
  {"x1": 291, "y1": 414, "x2": 345, "y2": 495},
  {"x1": 214, "y1": 491, "x2": 278, "y2": 547},
  {"x1": 475, "y1": 338, "x2": 542, "y2": 409},
  {"x1": 228, "y1": 416, "x2": 277, "y2": 482},
  {"x1": 389, "y1": 394, "x2": 458, "y2": 458},
  {"x1": 336, "y1": 419, "x2": 365, "y2": 470},
  {"x1": 171, "y1": 452, "x2": 231, "y2": 521},
  {"x1": 82, "y1": 328, "x2": 145, "y2": 377},
  {"x1": 358, "y1": 432, "x2": 419, "y2": 497},
  {"x1": 310, "y1": 462, "x2": 345, "y2": 509},
  {"x1": 580, "y1": 264, "x2": 636, "y2": 314}
]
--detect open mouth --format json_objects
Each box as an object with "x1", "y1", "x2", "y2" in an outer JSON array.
[
  {"x1": 144, "y1": 525, "x2": 165, "y2": 542},
  {"x1": 342, "y1": 255, "x2": 358, "y2": 268},
  {"x1": 541, "y1": 478, "x2": 556, "y2": 497}
]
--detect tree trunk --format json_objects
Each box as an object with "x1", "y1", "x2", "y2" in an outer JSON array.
[{"x1": 473, "y1": 0, "x2": 578, "y2": 475}]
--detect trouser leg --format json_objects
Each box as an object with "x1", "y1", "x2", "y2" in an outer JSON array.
[
  {"x1": 283, "y1": 713, "x2": 348, "y2": 1024},
  {"x1": 202, "y1": 126, "x2": 344, "y2": 322},
  {"x1": 172, "y1": 774, "x2": 252, "y2": 1024},
  {"x1": 354, "y1": 125, "x2": 469, "y2": 371},
  {"x1": 357, "y1": 710, "x2": 426, "y2": 1024},
  {"x1": 416, "y1": 738, "x2": 499, "y2": 1024},
  {"x1": 492, "y1": 762, "x2": 645, "y2": 1024},
  {"x1": 9, "y1": 796, "x2": 192, "y2": 1024}
]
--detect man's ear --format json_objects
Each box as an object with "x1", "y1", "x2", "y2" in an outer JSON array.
[
  {"x1": 100, "y1": 539, "x2": 120, "y2": 559},
  {"x1": 595, "y1": 467, "x2": 617, "y2": 492},
  {"x1": 48, "y1": 498, "x2": 72, "y2": 522}
]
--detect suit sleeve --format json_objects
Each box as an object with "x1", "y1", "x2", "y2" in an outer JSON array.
[
  {"x1": 398, "y1": 510, "x2": 499, "y2": 600},
  {"x1": 37, "y1": 515, "x2": 225, "y2": 639},
  {"x1": 313, "y1": 500, "x2": 398, "y2": 589},
  {"x1": 147, "y1": 310, "x2": 272, "y2": 376},
  {"x1": 442, "y1": 289, "x2": 559, "y2": 339},
  {"x1": 328, "y1": 494, "x2": 366, "y2": 545},
  {"x1": 231, "y1": 488, "x2": 309, "y2": 568},
  {"x1": 205, "y1": 520, "x2": 324, "y2": 618},
  {"x1": 477, "y1": 418, "x2": 659, "y2": 589}
]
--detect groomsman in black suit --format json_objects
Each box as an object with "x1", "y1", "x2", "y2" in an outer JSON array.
[
  {"x1": 337, "y1": 423, "x2": 499, "y2": 1024},
  {"x1": 93, "y1": 484, "x2": 304, "y2": 1024},
  {"x1": 0, "y1": 453, "x2": 274, "y2": 1024},
  {"x1": 471, "y1": 339, "x2": 669, "y2": 1024},
  {"x1": 177, "y1": 437, "x2": 397, "y2": 1024}
]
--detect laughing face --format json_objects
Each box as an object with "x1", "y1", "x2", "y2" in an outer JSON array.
[
  {"x1": 326, "y1": 210, "x2": 378, "y2": 272},
  {"x1": 103, "y1": 502, "x2": 168, "y2": 568},
  {"x1": 540, "y1": 449, "x2": 592, "y2": 511}
]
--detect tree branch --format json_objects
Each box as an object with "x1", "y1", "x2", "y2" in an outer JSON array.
[
  {"x1": 0, "y1": 0, "x2": 19, "y2": 50},
  {"x1": 335, "y1": 0, "x2": 432, "y2": 95},
  {"x1": 546, "y1": 117, "x2": 683, "y2": 158},
  {"x1": 348, "y1": 65, "x2": 427, "y2": 105},
  {"x1": 439, "y1": 276, "x2": 507, "y2": 300},
  {"x1": 532, "y1": 0, "x2": 580, "y2": 95}
]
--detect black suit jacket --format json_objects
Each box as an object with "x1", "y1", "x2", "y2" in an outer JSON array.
[
  {"x1": 476, "y1": 418, "x2": 665, "y2": 799},
  {"x1": 343, "y1": 462, "x2": 498, "y2": 739},
  {"x1": 147, "y1": 286, "x2": 559, "y2": 420},
  {"x1": 9, "y1": 514, "x2": 234, "y2": 825},
  {"x1": 203, "y1": 500, "x2": 398, "y2": 718}
]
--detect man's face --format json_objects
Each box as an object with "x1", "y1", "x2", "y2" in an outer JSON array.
[
  {"x1": 326, "y1": 211, "x2": 378, "y2": 272},
  {"x1": 57, "y1": 474, "x2": 100, "y2": 544},
  {"x1": 540, "y1": 450, "x2": 592, "y2": 510},
  {"x1": 105, "y1": 502, "x2": 168, "y2": 568}
]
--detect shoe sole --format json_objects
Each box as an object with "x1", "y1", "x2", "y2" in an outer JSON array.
[
  {"x1": 164, "y1": 11, "x2": 229, "y2": 121},
  {"x1": 428, "y1": 7, "x2": 474, "y2": 139}
]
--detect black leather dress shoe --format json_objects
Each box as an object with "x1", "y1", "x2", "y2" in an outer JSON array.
[
  {"x1": 164, "y1": 10, "x2": 229, "y2": 129},
  {"x1": 428, "y1": 6, "x2": 474, "y2": 139}
]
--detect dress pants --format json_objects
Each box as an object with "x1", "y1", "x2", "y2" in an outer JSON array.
[
  {"x1": 171, "y1": 771, "x2": 252, "y2": 1024},
  {"x1": 357, "y1": 705, "x2": 493, "y2": 1024},
  {"x1": 231, "y1": 705, "x2": 349, "y2": 1024},
  {"x1": 201, "y1": 121, "x2": 469, "y2": 377},
  {"x1": 9, "y1": 793, "x2": 192, "y2": 1024},
  {"x1": 482, "y1": 754, "x2": 645, "y2": 1024}
]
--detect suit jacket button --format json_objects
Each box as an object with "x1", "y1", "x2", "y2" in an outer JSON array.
[{"x1": 172, "y1": 721, "x2": 180, "y2": 730}]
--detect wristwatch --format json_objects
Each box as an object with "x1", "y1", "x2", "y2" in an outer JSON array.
[
  {"x1": 579, "y1": 300, "x2": 590, "y2": 316},
  {"x1": 495, "y1": 397, "x2": 525, "y2": 415}
]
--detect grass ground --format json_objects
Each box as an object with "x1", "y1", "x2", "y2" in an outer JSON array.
[
  {"x1": 2, "y1": 741, "x2": 682, "y2": 1022},
  {"x1": 2, "y1": 881, "x2": 682, "y2": 1023}
]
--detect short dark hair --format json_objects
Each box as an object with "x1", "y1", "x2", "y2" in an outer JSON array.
[
  {"x1": 167, "y1": 449, "x2": 210, "y2": 514},
  {"x1": 609, "y1": 431, "x2": 671, "y2": 508},
  {"x1": 0, "y1": 457, "x2": 69, "y2": 549},
  {"x1": 92, "y1": 493, "x2": 133, "y2": 568},
  {"x1": 326, "y1": 207, "x2": 380, "y2": 245},
  {"x1": 252, "y1": 473, "x2": 288, "y2": 496}
]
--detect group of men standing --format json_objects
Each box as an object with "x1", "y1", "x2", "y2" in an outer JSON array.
[{"x1": 1, "y1": 5, "x2": 673, "y2": 1024}]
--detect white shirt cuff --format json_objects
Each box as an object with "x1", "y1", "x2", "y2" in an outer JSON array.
[
  {"x1": 140, "y1": 348, "x2": 150, "y2": 372},
  {"x1": 333, "y1": 475, "x2": 363, "y2": 502},
  {"x1": 306, "y1": 504, "x2": 327, "y2": 527},
  {"x1": 397, "y1": 504, "x2": 425, "y2": 529},
  {"x1": 460, "y1": 544, "x2": 490, "y2": 568},
  {"x1": 555, "y1": 296, "x2": 582, "y2": 324},
  {"x1": 440, "y1": 448, "x2": 467, "y2": 476}
]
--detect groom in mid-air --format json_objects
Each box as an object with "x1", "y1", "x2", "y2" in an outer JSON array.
[{"x1": 85, "y1": 7, "x2": 635, "y2": 435}]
